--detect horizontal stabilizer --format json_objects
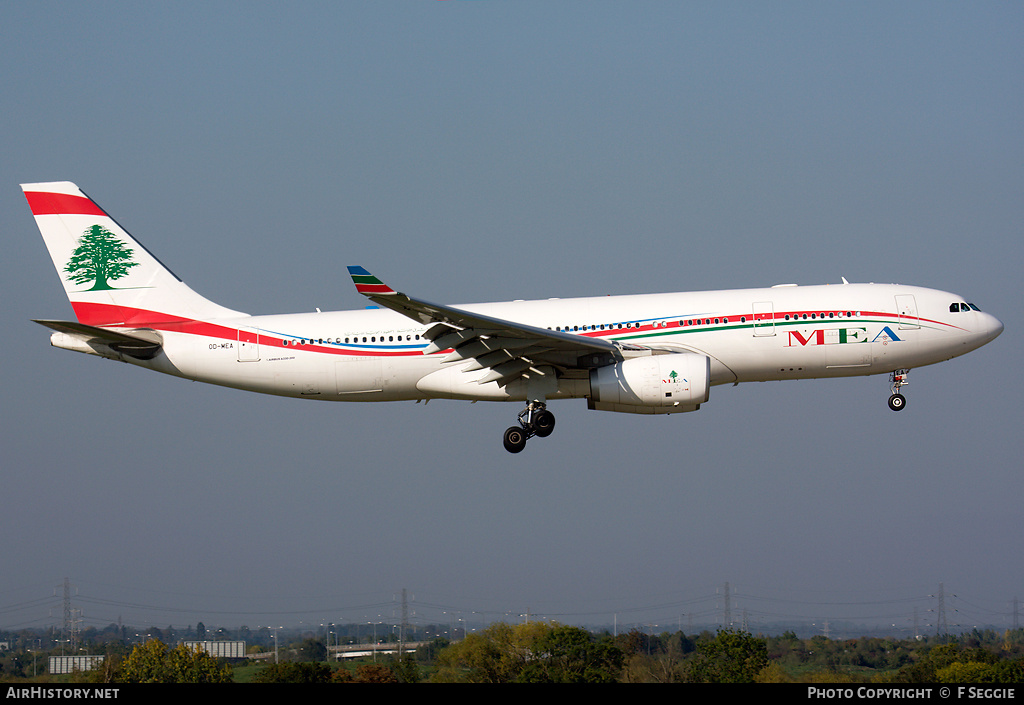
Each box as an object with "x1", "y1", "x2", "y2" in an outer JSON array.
[{"x1": 34, "y1": 319, "x2": 163, "y2": 359}]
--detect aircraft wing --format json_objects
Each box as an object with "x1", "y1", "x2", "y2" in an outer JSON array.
[
  {"x1": 34, "y1": 319, "x2": 163, "y2": 359},
  {"x1": 347, "y1": 266, "x2": 643, "y2": 386}
]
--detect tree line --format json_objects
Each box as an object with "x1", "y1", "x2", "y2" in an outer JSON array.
[{"x1": 2, "y1": 622, "x2": 1022, "y2": 683}]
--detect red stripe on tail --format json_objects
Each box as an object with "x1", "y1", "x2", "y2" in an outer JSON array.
[{"x1": 24, "y1": 191, "x2": 107, "y2": 217}]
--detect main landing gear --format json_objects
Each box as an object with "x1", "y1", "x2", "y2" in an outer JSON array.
[
  {"x1": 888, "y1": 369, "x2": 909, "y2": 411},
  {"x1": 503, "y1": 401, "x2": 556, "y2": 453}
]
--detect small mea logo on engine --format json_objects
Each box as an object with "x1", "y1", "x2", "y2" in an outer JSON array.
[{"x1": 663, "y1": 370, "x2": 689, "y2": 385}]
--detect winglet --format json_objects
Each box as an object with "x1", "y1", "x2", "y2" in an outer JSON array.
[{"x1": 348, "y1": 266, "x2": 397, "y2": 296}]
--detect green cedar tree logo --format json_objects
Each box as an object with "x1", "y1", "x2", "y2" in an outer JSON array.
[{"x1": 64, "y1": 224, "x2": 140, "y2": 290}]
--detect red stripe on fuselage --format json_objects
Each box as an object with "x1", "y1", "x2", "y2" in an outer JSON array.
[
  {"x1": 24, "y1": 191, "x2": 107, "y2": 217},
  {"x1": 66, "y1": 301, "x2": 965, "y2": 360},
  {"x1": 71, "y1": 302, "x2": 421, "y2": 357}
]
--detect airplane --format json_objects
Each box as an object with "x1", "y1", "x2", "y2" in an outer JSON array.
[{"x1": 23, "y1": 181, "x2": 1004, "y2": 453}]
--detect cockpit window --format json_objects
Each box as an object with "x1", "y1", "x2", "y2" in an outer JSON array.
[{"x1": 950, "y1": 302, "x2": 979, "y2": 313}]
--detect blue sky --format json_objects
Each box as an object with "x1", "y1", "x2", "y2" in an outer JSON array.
[{"x1": 1, "y1": 2, "x2": 1021, "y2": 638}]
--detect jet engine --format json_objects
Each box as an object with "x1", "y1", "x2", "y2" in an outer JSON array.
[{"x1": 588, "y1": 352, "x2": 710, "y2": 414}]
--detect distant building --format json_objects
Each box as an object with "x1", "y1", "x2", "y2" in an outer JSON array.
[
  {"x1": 49, "y1": 656, "x2": 104, "y2": 674},
  {"x1": 183, "y1": 641, "x2": 246, "y2": 659}
]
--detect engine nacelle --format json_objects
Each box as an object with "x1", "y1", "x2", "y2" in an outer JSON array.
[{"x1": 588, "y1": 353, "x2": 710, "y2": 414}]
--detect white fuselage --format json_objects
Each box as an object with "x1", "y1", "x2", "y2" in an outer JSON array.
[{"x1": 126, "y1": 282, "x2": 1002, "y2": 405}]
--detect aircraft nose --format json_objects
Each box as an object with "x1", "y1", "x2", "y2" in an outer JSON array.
[{"x1": 979, "y1": 312, "x2": 1004, "y2": 344}]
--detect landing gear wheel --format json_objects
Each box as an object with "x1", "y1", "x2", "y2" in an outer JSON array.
[
  {"x1": 533, "y1": 409, "x2": 556, "y2": 438},
  {"x1": 888, "y1": 370, "x2": 909, "y2": 412},
  {"x1": 503, "y1": 426, "x2": 527, "y2": 453}
]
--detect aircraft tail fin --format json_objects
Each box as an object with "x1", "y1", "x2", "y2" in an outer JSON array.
[{"x1": 22, "y1": 182, "x2": 246, "y2": 327}]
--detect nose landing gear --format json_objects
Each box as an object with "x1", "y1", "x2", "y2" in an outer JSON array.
[
  {"x1": 502, "y1": 401, "x2": 556, "y2": 453},
  {"x1": 888, "y1": 369, "x2": 909, "y2": 411}
]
